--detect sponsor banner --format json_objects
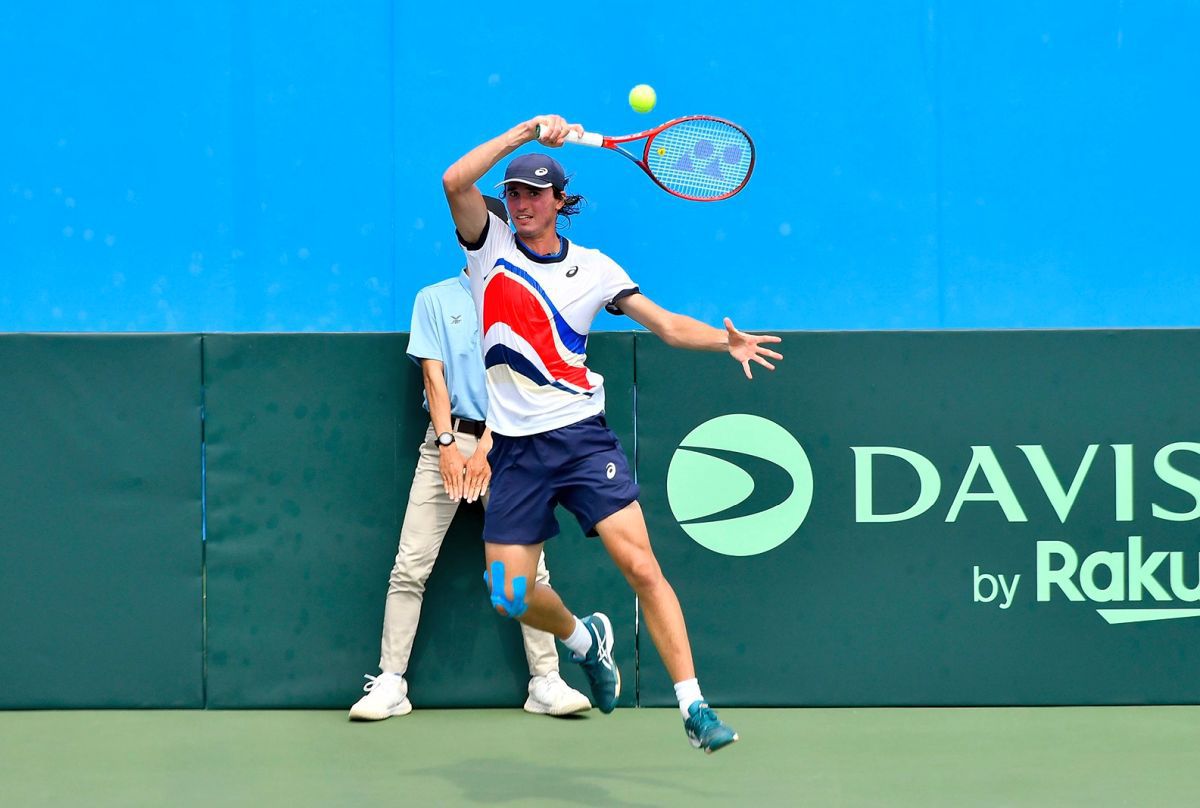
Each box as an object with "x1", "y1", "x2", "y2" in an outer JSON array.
[{"x1": 636, "y1": 330, "x2": 1200, "y2": 706}]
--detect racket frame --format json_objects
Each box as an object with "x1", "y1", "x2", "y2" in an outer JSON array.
[{"x1": 567, "y1": 115, "x2": 756, "y2": 201}]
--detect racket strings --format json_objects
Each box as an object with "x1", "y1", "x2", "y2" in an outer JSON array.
[{"x1": 645, "y1": 119, "x2": 753, "y2": 199}]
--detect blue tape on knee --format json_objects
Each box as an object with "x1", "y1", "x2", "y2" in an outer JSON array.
[{"x1": 485, "y1": 560, "x2": 528, "y2": 618}]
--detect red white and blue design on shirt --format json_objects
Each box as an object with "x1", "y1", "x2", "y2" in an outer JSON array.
[{"x1": 460, "y1": 211, "x2": 638, "y2": 437}]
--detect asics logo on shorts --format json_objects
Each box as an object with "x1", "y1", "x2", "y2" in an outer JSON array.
[{"x1": 605, "y1": 462, "x2": 616, "y2": 479}]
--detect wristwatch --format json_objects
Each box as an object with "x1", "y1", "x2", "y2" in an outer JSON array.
[{"x1": 434, "y1": 431, "x2": 455, "y2": 448}]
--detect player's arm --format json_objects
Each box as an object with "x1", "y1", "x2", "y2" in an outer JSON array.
[
  {"x1": 421, "y1": 358, "x2": 467, "y2": 500},
  {"x1": 616, "y1": 292, "x2": 783, "y2": 379},
  {"x1": 442, "y1": 115, "x2": 581, "y2": 244}
]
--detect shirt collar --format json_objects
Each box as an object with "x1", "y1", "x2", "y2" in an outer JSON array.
[
  {"x1": 514, "y1": 234, "x2": 570, "y2": 264},
  {"x1": 458, "y1": 268, "x2": 470, "y2": 292}
]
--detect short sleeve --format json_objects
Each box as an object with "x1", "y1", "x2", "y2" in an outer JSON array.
[
  {"x1": 458, "y1": 211, "x2": 512, "y2": 304},
  {"x1": 596, "y1": 253, "x2": 639, "y2": 316},
  {"x1": 605, "y1": 286, "x2": 642, "y2": 315},
  {"x1": 406, "y1": 290, "x2": 443, "y2": 365},
  {"x1": 456, "y1": 211, "x2": 492, "y2": 252}
]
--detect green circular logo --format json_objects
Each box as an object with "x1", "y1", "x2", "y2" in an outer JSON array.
[{"x1": 667, "y1": 414, "x2": 812, "y2": 557}]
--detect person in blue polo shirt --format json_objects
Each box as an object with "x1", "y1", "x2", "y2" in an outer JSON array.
[{"x1": 349, "y1": 196, "x2": 590, "y2": 720}]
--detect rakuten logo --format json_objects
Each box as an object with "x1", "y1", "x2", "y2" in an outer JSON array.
[{"x1": 1036, "y1": 537, "x2": 1200, "y2": 624}]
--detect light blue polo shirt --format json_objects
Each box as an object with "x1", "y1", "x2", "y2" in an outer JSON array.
[{"x1": 407, "y1": 270, "x2": 488, "y2": 421}]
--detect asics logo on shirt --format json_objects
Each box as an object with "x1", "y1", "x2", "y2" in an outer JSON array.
[{"x1": 566, "y1": 266, "x2": 579, "y2": 278}]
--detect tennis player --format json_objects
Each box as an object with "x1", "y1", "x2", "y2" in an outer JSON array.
[{"x1": 442, "y1": 113, "x2": 781, "y2": 753}]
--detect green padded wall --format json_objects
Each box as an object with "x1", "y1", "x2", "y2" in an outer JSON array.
[
  {"x1": 14, "y1": 329, "x2": 1193, "y2": 709},
  {"x1": 202, "y1": 334, "x2": 635, "y2": 708},
  {"x1": 0, "y1": 335, "x2": 202, "y2": 708},
  {"x1": 203, "y1": 334, "x2": 412, "y2": 707},
  {"x1": 635, "y1": 330, "x2": 1200, "y2": 706}
]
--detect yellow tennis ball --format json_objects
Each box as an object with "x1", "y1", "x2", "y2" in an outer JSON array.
[
  {"x1": 656, "y1": 147, "x2": 666, "y2": 156},
  {"x1": 629, "y1": 84, "x2": 656, "y2": 114}
]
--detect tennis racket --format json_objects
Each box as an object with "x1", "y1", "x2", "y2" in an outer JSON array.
[{"x1": 541, "y1": 115, "x2": 755, "y2": 201}]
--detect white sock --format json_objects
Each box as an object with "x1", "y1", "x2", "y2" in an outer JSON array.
[
  {"x1": 561, "y1": 617, "x2": 593, "y2": 658},
  {"x1": 674, "y1": 678, "x2": 704, "y2": 717}
]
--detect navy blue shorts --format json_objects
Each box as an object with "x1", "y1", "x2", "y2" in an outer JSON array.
[{"x1": 484, "y1": 414, "x2": 640, "y2": 544}]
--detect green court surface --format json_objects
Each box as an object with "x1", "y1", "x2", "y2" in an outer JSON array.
[{"x1": 2, "y1": 707, "x2": 1198, "y2": 807}]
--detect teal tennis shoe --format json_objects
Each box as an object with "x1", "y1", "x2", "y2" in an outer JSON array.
[
  {"x1": 684, "y1": 701, "x2": 739, "y2": 753},
  {"x1": 572, "y1": 612, "x2": 620, "y2": 713}
]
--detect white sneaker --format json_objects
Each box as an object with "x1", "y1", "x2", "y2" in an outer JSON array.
[
  {"x1": 524, "y1": 671, "x2": 592, "y2": 716},
  {"x1": 348, "y1": 673, "x2": 412, "y2": 721}
]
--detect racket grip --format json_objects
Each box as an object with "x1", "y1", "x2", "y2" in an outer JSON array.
[
  {"x1": 534, "y1": 124, "x2": 602, "y2": 147},
  {"x1": 566, "y1": 130, "x2": 603, "y2": 148}
]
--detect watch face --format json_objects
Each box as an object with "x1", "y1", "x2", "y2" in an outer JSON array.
[{"x1": 437, "y1": 432, "x2": 454, "y2": 446}]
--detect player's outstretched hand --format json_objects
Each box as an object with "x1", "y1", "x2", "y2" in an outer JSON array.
[
  {"x1": 725, "y1": 317, "x2": 783, "y2": 380},
  {"x1": 530, "y1": 114, "x2": 583, "y2": 147}
]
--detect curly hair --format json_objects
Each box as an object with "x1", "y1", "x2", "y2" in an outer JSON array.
[{"x1": 554, "y1": 182, "x2": 586, "y2": 228}]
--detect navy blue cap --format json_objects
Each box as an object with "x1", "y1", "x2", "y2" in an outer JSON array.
[{"x1": 496, "y1": 153, "x2": 566, "y2": 191}]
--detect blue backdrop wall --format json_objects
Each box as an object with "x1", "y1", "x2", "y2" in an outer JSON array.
[{"x1": 2, "y1": 1, "x2": 1197, "y2": 333}]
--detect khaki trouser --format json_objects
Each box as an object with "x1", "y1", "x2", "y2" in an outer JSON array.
[{"x1": 378, "y1": 424, "x2": 559, "y2": 676}]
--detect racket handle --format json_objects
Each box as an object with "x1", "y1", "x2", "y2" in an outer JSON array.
[
  {"x1": 565, "y1": 130, "x2": 603, "y2": 148},
  {"x1": 534, "y1": 124, "x2": 603, "y2": 147}
]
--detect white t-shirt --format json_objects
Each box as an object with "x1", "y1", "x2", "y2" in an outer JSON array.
[{"x1": 459, "y1": 212, "x2": 638, "y2": 436}]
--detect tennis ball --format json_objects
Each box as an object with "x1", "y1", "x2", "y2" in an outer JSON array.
[{"x1": 629, "y1": 84, "x2": 656, "y2": 114}]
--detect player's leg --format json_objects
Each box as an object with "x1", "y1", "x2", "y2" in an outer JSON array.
[
  {"x1": 484, "y1": 427, "x2": 620, "y2": 713},
  {"x1": 593, "y1": 502, "x2": 693, "y2": 681},
  {"x1": 483, "y1": 541, "x2": 574, "y2": 636},
  {"x1": 481, "y1": 432, "x2": 574, "y2": 637},
  {"x1": 484, "y1": 540, "x2": 618, "y2": 713},
  {"x1": 593, "y1": 502, "x2": 739, "y2": 752},
  {"x1": 478, "y1": 486, "x2": 570, "y2": 681},
  {"x1": 518, "y1": 547, "x2": 591, "y2": 715},
  {"x1": 350, "y1": 429, "x2": 457, "y2": 720}
]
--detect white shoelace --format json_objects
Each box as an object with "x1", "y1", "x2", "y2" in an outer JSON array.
[{"x1": 361, "y1": 673, "x2": 403, "y2": 694}]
